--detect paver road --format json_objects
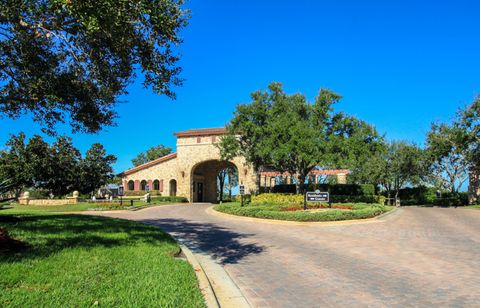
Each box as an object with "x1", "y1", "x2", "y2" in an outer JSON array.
[{"x1": 91, "y1": 205, "x2": 480, "y2": 307}]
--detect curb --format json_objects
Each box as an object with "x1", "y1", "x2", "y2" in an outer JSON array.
[
  {"x1": 207, "y1": 205, "x2": 400, "y2": 226},
  {"x1": 180, "y1": 245, "x2": 220, "y2": 308},
  {"x1": 180, "y1": 245, "x2": 251, "y2": 308}
]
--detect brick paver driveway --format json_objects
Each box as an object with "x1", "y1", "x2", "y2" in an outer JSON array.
[{"x1": 94, "y1": 205, "x2": 480, "y2": 307}]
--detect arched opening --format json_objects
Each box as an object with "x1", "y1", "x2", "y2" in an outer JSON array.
[
  {"x1": 153, "y1": 179, "x2": 160, "y2": 191},
  {"x1": 190, "y1": 160, "x2": 238, "y2": 203},
  {"x1": 140, "y1": 180, "x2": 147, "y2": 191},
  {"x1": 169, "y1": 179, "x2": 177, "y2": 196},
  {"x1": 217, "y1": 166, "x2": 239, "y2": 202},
  {"x1": 128, "y1": 180, "x2": 134, "y2": 191}
]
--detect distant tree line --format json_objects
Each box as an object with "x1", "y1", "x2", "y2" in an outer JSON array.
[
  {"x1": 131, "y1": 144, "x2": 173, "y2": 167},
  {"x1": 0, "y1": 133, "x2": 116, "y2": 197},
  {"x1": 220, "y1": 82, "x2": 479, "y2": 203}
]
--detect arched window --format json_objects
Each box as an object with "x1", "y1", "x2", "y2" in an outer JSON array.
[
  {"x1": 128, "y1": 180, "x2": 134, "y2": 191},
  {"x1": 140, "y1": 180, "x2": 147, "y2": 191},
  {"x1": 153, "y1": 179, "x2": 160, "y2": 191}
]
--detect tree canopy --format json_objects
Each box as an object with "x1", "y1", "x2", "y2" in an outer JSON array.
[
  {"x1": 219, "y1": 82, "x2": 343, "y2": 194},
  {"x1": 0, "y1": 0, "x2": 189, "y2": 134},
  {"x1": 131, "y1": 144, "x2": 172, "y2": 167},
  {"x1": 0, "y1": 133, "x2": 116, "y2": 196},
  {"x1": 326, "y1": 112, "x2": 386, "y2": 184}
]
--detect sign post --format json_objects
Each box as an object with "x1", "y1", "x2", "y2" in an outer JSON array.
[
  {"x1": 239, "y1": 184, "x2": 245, "y2": 207},
  {"x1": 305, "y1": 190, "x2": 329, "y2": 204}
]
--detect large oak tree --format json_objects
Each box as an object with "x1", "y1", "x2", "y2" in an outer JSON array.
[{"x1": 0, "y1": 0, "x2": 188, "y2": 134}]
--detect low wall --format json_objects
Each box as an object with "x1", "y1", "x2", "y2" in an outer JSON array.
[{"x1": 18, "y1": 197, "x2": 79, "y2": 206}]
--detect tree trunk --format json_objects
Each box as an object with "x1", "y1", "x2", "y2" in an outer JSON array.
[{"x1": 295, "y1": 172, "x2": 306, "y2": 195}]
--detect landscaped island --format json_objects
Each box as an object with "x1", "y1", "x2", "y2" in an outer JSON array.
[
  {"x1": 215, "y1": 193, "x2": 393, "y2": 222},
  {"x1": 0, "y1": 207, "x2": 205, "y2": 307}
]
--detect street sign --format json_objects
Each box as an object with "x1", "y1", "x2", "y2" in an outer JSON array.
[
  {"x1": 118, "y1": 186, "x2": 124, "y2": 196},
  {"x1": 239, "y1": 185, "x2": 245, "y2": 195},
  {"x1": 306, "y1": 191, "x2": 329, "y2": 202}
]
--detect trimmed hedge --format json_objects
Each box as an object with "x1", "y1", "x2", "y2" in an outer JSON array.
[
  {"x1": 393, "y1": 187, "x2": 469, "y2": 206},
  {"x1": 151, "y1": 196, "x2": 188, "y2": 203},
  {"x1": 215, "y1": 202, "x2": 391, "y2": 222},
  {"x1": 124, "y1": 190, "x2": 162, "y2": 196},
  {"x1": 268, "y1": 184, "x2": 375, "y2": 195}
]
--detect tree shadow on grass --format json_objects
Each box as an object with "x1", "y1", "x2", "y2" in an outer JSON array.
[
  {"x1": 140, "y1": 218, "x2": 265, "y2": 265},
  {"x1": 0, "y1": 214, "x2": 177, "y2": 262}
]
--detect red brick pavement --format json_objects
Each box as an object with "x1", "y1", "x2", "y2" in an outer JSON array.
[{"x1": 92, "y1": 205, "x2": 480, "y2": 307}]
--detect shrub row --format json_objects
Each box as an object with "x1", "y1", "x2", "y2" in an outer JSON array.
[
  {"x1": 268, "y1": 184, "x2": 375, "y2": 195},
  {"x1": 151, "y1": 196, "x2": 188, "y2": 203},
  {"x1": 124, "y1": 190, "x2": 162, "y2": 196},
  {"x1": 393, "y1": 187, "x2": 469, "y2": 206},
  {"x1": 215, "y1": 203, "x2": 391, "y2": 222}
]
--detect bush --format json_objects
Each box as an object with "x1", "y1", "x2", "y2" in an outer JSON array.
[
  {"x1": 151, "y1": 196, "x2": 188, "y2": 203},
  {"x1": 252, "y1": 193, "x2": 303, "y2": 205},
  {"x1": 215, "y1": 202, "x2": 391, "y2": 222},
  {"x1": 393, "y1": 187, "x2": 469, "y2": 206},
  {"x1": 124, "y1": 190, "x2": 162, "y2": 196},
  {"x1": 24, "y1": 188, "x2": 51, "y2": 199},
  {"x1": 270, "y1": 183, "x2": 375, "y2": 195},
  {"x1": 251, "y1": 193, "x2": 384, "y2": 205},
  {"x1": 434, "y1": 193, "x2": 468, "y2": 207}
]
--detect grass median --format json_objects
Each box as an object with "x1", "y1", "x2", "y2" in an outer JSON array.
[
  {"x1": 0, "y1": 208, "x2": 205, "y2": 307},
  {"x1": 215, "y1": 202, "x2": 393, "y2": 222}
]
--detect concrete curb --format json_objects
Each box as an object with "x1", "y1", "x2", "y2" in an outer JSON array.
[
  {"x1": 207, "y1": 205, "x2": 400, "y2": 226},
  {"x1": 180, "y1": 245, "x2": 220, "y2": 308},
  {"x1": 185, "y1": 250, "x2": 251, "y2": 308}
]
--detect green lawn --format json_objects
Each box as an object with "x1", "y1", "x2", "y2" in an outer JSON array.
[
  {"x1": 0, "y1": 209, "x2": 205, "y2": 307},
  {"x1": 0, "y1": 198, "x2": 187, "y2": 213},
  {"x1": 215, "y1": 202, "x2": 392, "y2": 222}
]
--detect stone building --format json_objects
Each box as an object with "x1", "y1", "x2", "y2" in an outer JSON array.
[
  {"x1": 120, "y1": 128, "x2": 257, "y2": 202},
  {"x1": 120, "y1": 127, "x2": 349, "y2": 203}
]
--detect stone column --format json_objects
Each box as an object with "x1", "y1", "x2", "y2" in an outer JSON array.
[
  {"x1": 18, "y1": 191, "x2": 30, "y2": 205},
  {"x1": 337, "y1": 173, "x2": 347, "y2": 184},
  {"x1": 469, "y1": 168, "x2": 479, "y2": 204},
  {"x1": 134, "y1": 180, "x2": 140, "y2": 191}
]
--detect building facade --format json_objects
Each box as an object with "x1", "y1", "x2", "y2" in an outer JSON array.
[
  {"x1": 120, "y1": 128, "x2": 257, "y2": 202},
  {"x1": 120, "y1": 127, "x2": 350, "y2": 203}
]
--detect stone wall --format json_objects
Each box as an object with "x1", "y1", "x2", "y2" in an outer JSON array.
[
  {"x1": 18, "y1": 198, "x2": 79, "y2": 206},
  {"x1": 122, "y1": 156, "x2": 178, "y2": 196},
  {"x1": 175, "y1": 135, "x2": 257, "y2": 202},
  {"x1": 121, "y1": 132, "x2": 258, "y2": 202}
]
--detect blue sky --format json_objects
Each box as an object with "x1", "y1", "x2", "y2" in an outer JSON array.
[{"x1": 1, "y1": 0, "x2": 479, "y2": 173}]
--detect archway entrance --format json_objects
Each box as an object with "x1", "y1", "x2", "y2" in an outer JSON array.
[
  {"x1": 169, "y1": 179, "x2": 177, "y2": 196},
  {"x1": 191, "y1": 160, "x2": 238, "y2": 203}
]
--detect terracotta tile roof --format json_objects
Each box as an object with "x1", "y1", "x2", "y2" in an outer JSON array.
[
  {"x1": 120, "y1": 153, "x2": 177, "y2": 176},
  {"x1": 173, "y1": 127, "x2": 227, "y2": 137},
  {"x1": 260, "y1": 169, "x2": 350, "y2": 177}
]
